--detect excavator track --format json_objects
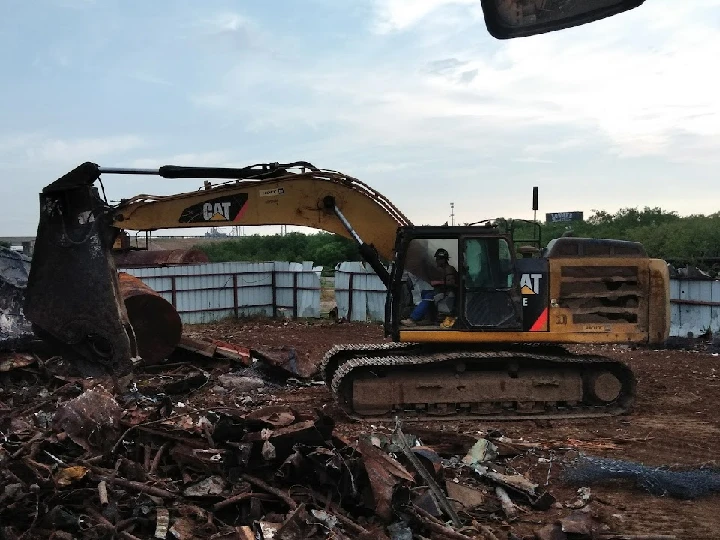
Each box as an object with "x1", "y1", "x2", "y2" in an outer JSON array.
[{"x1": 321, "y1": 343, "x2": 636, "y2": 421}]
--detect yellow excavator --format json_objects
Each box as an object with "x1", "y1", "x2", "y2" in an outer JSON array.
[
  {"x1": 23, "y1": 0, "x2": 660, "y2": 420},
  {"x1": 24, "y1": 159, "x2": 669, "y2": 421}
]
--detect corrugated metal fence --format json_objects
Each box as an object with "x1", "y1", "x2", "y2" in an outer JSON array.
[
  {"x1": 670, "y1": 279, "x2": 720, "y2": 337},
  {"x1": 121, "y1": 261, "x2": 320, "y2": 325},
  {"x1": 334, "y1": 262, "x2": 387, "y2": 322}
]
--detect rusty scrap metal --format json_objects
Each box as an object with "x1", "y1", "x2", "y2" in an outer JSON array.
[
  {"x1": 2, "y1": 322, "x2": 695, "y2": 540},
  {"x1": 114, "y1": 248, "x2": 209, "y2": 268},
  {"x1": 0, "y1": 352, "x2": 35, "y2": 372},
  {"x1": 445, "y1": 481, "x2": 486, "y2": 510},
  {"x1": 118, "y1": 271, "x2": 182, "y2": 365},
  {"x1": 357, "y1": 438, "x2": 414, "y2": 521},
  {"x1": 242, "y1": 473, "x2": 298, "y2": 510},
  {"x1": 410, "y1": 506, "x2": 477, "y2": 540},
  {"x1": 98, "y1": 480, "x2": 109, "y2": 505},
  {"x1": 393, "y1": 422, "x2": 461, "y2": 527},
  {"x1": 52, "y1": 387, "x2": 123, "y2": 452},
  {"x1": 92, "y1": 474, "x2": 179, "y2": 499}
]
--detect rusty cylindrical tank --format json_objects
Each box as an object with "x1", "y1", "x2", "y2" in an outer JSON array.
[
  {"x1": 118, "y1": 272, "x2": 182, "y2": 365},
  {"x1": 114, "y1": 249, "x2": 209, "y2": 268}
]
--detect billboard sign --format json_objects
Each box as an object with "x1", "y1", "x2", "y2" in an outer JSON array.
[{"x1": 546, "y1": 211, "x2": 584, "y2": 224}]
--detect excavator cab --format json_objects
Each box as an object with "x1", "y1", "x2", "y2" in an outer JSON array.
[{"x1": 387, "y1": 225, "x2": 546, "y2": 339}]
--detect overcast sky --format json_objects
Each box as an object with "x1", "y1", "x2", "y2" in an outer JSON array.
[{"x1": 1, "y1": 0, "x2": 719, "y2": 237}]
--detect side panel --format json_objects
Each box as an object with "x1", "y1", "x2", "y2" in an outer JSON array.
[
  {"x1": 547, "y1": 257, "x2": 649, "y2": 341},
  {"x1": 647, "y1": 258, "x2": 671, "y2": 344},
  {"x1": 515, "y1": 258, "x2": 549, "y2": 331}
]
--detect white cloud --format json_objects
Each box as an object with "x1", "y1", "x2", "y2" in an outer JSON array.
[
  {"x1": 9, "y1": 134, "x2": 146, "y2": 165},
  {"x1": 129, "y1": 151, "x2": 237, "y2": 170},
  {"x1": 372, "y1": 0, "x2": 479, "y2": 33},
  {"x1": 326, "y1": 0, "x2": 720, "y2": 162},
  {"x1": 199, "y1": 12, "x2": 250, "y2": 35}
]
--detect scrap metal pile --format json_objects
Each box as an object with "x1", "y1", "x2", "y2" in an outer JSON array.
[{"x1": 0, "y1": 338, "x2": 701, "y2": 540}]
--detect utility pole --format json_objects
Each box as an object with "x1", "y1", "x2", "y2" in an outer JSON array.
[{"x1": 450, "y1": 202, "x2": 455, "y2": 226}]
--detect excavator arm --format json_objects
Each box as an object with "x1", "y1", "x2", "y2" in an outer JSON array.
[
  {"x1": 25, "y1": 161, "x2": 411, "y2": 377},
  {"x1": 114, "y1": 164, "x2": 409, "y2": 268}
]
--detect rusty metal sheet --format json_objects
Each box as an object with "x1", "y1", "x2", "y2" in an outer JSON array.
[
  {"x1": 0, "y1": 352, "x2": 35, "y2": 372},
  {"x1": 357, "y1": 439, "x2": 414, "y2": 521},
  {"x1": 246, "y1": 405, "x2": 296, "y2": 428},
  {"x1": 445, "y1": 481, "x2": 486, "y2": 510},
  {"x1": 114, "y1": 248, "x2": 209, "y2": 268}
]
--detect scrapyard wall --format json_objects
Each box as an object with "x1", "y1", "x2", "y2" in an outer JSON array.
[
  {"x1": 670, "y1": 278, "x2": 720, "y2": 337},
  {"x1": 334, "y1": 261, "x2": 387, "y2": 322},
  {"x1": 120, "y1": 261, "x2": 321, "y2": 324}
]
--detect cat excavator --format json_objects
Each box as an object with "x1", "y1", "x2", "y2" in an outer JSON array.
[
  {"x1": 23, "y1": 160, "x2": 669, "y2": 421},
  {"x1": 17, "y1": 0, "x2": 660, "y2": 420}
]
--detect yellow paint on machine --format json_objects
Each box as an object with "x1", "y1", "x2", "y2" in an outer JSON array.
[{"x1": 399, "y1": 329, "x2": 648, "y2": 344}]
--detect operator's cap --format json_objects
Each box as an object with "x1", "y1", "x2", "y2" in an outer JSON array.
[{"x1": 434, "y1": 248, "x2": 450, "y2": 259}]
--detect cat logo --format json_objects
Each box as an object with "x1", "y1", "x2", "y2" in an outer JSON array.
[
  {"x1": 202, "y1": 201, "x2": 232, "y2": 221},
  {"x1": 520, "y1": 273, "x2": 542, "y2": 295},
  {"x1": 179, "y1": 194, "x2": 248, "y2": 224}
]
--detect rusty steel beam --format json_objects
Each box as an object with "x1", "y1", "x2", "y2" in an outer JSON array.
[
  {"x1": 118, "y1": 272, "x2": 182, "y2": 365},
  {"x1": 114, "y1": 249, "x2": 209, "y2": 268},
  {"x1": 670, "y1": 298, "x2": 720, "y2": 307}
]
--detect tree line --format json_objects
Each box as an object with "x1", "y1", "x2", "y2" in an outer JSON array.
[
  {"x1": 198, "y1": 232, "x2": 358, "y2": 268},
  {"x1": 509, "y1": 207, "x2": 720, "y2": 268},
  {"x1": 196, "y1": 208, "x2": 720, "y2": 271}
]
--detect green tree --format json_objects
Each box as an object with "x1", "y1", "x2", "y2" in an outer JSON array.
[{"x1": 197, "y1": 232, "x2": 359, "y2": 268}]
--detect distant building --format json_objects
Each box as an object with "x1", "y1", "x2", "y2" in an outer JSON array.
[{"x1": 204, "y1": 227, "x2": 229, "y2": 238}]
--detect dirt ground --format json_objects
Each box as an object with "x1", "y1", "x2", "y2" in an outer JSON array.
[
  {"x1": 3, "y1": 318, "x2": 719, "y2": 539},
  {"x1": 188, "y1": 318, "x2": 720, "y2": 539}
]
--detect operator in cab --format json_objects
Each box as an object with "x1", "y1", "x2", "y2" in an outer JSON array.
[{"x1": 401, "y1": 248, "x2": 458, "y2": 326}]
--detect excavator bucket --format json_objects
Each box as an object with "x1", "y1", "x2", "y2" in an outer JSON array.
[{"x1": 24, "y1": 163, "x2": 137, "y2": 377}]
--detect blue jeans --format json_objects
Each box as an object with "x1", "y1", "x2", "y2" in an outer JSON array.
[{"x1": 410, "y1": 290, "x2": 435, "y2": 321}]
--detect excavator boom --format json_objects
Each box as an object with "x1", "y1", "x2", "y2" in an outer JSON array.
[{"x1": 24, "y1": 161, "x2": 409, "y2": 376}]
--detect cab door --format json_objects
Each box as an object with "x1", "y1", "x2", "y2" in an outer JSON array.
[{"x1": 460, "y1": 236, "x2": 523, "y2": 329}]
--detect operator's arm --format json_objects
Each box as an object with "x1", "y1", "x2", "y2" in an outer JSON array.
[{"x1": 445, "y1": 265, "x2": 458, "y2": 288}]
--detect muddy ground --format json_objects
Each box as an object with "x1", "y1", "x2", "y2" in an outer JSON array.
[{"x1": 188, "y1": 318, "x2": 720, "y2": 539}]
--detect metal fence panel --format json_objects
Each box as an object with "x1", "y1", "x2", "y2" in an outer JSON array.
[
  {"x1": 334, "y1": 262, "x2": 386, "y2": 322},
  {"x1": 121, "y1": 261, "x2": 319, "y2": 325},
  {"x1": 670, "y1": 278, "x2": 720, "y2": 337}
]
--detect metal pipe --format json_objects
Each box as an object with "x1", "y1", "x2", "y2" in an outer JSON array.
[
  {"x1": 98, "y1": 167, "x2": 161, "y2": 175},
  {"x1": 332, "y1": 206, "x2": 363, "y2": 245},
  {"x1": 118, "y1": 272, "x2": 182, "y2": 365},
  {"x1": 332, "y1": 205, "x2": 391, "y2": 287}
]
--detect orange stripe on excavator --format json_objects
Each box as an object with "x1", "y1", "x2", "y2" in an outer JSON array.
[{"x1": 529, "y1": 307, "x2": 549, "y2": 331}]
